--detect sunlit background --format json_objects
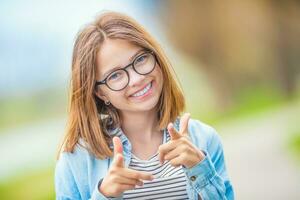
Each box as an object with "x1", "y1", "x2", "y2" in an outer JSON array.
[{"x1": 1, "y1": 0, "x2": 300, "y2": 199}]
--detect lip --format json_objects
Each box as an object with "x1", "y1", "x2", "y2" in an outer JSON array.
[
  {"x1": 129, "y1": 81, "x2": 152, "y2": 97},
  {"x1": 129, "y1": 81, "x2": 153, "y2": 100}
]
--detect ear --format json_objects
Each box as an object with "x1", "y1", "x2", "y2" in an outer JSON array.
[{"x1": 94, "y1": 88, "x2": 109, "y2": 103}]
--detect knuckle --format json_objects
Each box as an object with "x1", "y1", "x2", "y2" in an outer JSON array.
[
  {"x1": 179, "y1": 139, "x2": 185, "y2": 145},
  {"x1": 183, "y1": 146, "x2": 190, "y2": 153},
  {"x1": 133, "y1": 173, "x2": 139, "y2": 179},
  {"x1": 184, "y1": 135, "x2": 190, "y2": 140},
  {"x1": 130, "y1": 172, "x2": 137, "y2": 179},
  {"x1": 110, "y1": 167, "x2": 117, "y2": 174},
  {"x1": 180, "y1": 157, "x2": 186, "y2": 164},
  {"x1": 170, "y1": 159, "x2": 175, "y2": 166},
  {"x1": 181, "y1": 138, "x2": 189, "y2": 144},
  {"x1": 110, "y1": 175, "x2": 118, "y2": 183},
  {"x1": 181, "y1": 137, "x2": 187, "y2": 143},
  {"x1": 182, "y1": 151, "x2": 188, "y2": 158},
  {"x1": 158, "y1": 146, "x2": 164, "y2": 153}
]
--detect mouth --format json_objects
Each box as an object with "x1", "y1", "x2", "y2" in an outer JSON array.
[{"x1": 130, "y1": 81, "x2": 153, "y2": 98}]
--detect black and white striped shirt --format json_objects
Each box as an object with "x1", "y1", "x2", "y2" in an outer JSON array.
[{"x1": 123, "y1": 129, "x2": 189, "y2": 200}]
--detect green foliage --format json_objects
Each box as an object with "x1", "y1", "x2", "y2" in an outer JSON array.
[
  {"x1": 0, "y1": 87, "x2": 67, "y2": 133},
  {"x1": 0, "y1": 167, "x2": 55, "y2": 200},
  {"x1": 193, "y1": 85, "x2": 288, "y2": 126},
  {"x1": 287, "y1": 130, "x2": 300, "y2": 162}
]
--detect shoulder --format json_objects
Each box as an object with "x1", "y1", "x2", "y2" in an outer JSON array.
[
  {"x1": 55, "y1": 144, "x2": 89, "y2": 198},
  {"x1": 55, "y1": 143, "x2": 109, "y2": 198},
  {"x1": 55, "y1": 144, "x2": 91, "y2": 181},
  {"x1": 55, "y1": 141, "x2": 108, "y2": 183},
  {"x1": 56, "y1": 143, "x2": 91, "y2": 168}
]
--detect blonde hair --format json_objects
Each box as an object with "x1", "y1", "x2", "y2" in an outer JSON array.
[{"x1": 57, "y1": 11, "x2": 185, "y2": 160}]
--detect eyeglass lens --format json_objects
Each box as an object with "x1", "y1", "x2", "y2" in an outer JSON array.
[{"x1": 106, "y1": 52, "x2": 155, "y2": 91}]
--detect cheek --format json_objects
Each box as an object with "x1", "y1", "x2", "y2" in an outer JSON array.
[
  {"x1": 107, "y1": 91, "x2": 128, "y2": 107},
  {"x1": 155, "y1": 67, "x2": 164, "y2": 88}
]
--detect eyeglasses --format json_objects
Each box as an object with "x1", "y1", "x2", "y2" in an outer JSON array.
[{"x1": 95, "y1": 51, "x2": 156, "y2": 91}]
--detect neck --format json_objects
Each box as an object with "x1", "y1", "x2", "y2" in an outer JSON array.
[{"x1": 119, "y1": 109, "x2": 161, "y2": 143}]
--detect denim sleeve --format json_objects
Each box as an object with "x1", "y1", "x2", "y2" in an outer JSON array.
[
  {"x1": 91, "y1": 179, "x2": 123, "y2": 200},
  {"x1": 55, "y1": 153, "x2": 112, "y2": 200},
  {"x1": 55, "y1": 153, "x2": 81, "y2": 200},
  {"x1": 182, "y1": 128, "x2": 234, "y2": 200}
]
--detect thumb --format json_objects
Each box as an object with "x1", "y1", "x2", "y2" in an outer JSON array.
[
  {"x1": 167, "y1": 123, "x2": 181, "y2": 140},
  {"x1": 113, "y1": 153, "x2": 124, "y2": 167},
  {"x1": 112, "y1": 136, "x2": 124, "y2": 167},
  {"x1": 113, "y1": 136, "x2": 123, "y2": 155}
]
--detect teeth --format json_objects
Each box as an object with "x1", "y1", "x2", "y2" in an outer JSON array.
[{"x1": 132, "y1": 82, "x2": 152, "y2": 97}]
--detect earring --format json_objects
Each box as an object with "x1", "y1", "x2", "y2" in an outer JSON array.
[{"x1": 104, "y1": 100, "x2": 111, "y2": 105}]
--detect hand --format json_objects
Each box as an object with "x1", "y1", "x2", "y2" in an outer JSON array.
[
  {"x1": 99, "y1": 136, "x2": 154, "y2": 197},
  {"x1": 158, "y1": 113, "x2": 205, "y2": 169}
]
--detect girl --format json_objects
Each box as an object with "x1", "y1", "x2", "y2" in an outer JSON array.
[{"x1": 55, "y1": 11, "x2": 234, "y2": 200}]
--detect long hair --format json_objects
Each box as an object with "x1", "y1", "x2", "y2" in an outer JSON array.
[{"x1": 57, "y1": 11, "x2": 185, "y2": 160}]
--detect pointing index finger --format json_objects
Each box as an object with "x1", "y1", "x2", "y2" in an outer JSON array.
[
  {"x1": 112, "y1": 136, "x2": 124, "y2": 167},
  {"x1": 113, "y1": 136, "x2": 123, "y2": 155},
  {"x1": 168, "y1": 123, "x2": 181, "y2": 140}
]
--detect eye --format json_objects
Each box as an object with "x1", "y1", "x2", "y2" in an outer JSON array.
[
  {"x1": 108, "y1": 71, "x2": 122, "y2": 81},
  {"x1": 135, "y1": 54, "x2": 148, "y2": 64}
]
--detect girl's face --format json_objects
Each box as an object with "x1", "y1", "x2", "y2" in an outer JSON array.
[{"x1": 95, "y1": 39, "x2": 163, "y2": 114}]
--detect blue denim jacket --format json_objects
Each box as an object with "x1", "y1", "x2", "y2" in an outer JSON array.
[{"x1": 55, "y1": 118, "x2": 234, "y2": 200}]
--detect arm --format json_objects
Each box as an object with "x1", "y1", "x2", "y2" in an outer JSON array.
[{"x1": 183, "y1": 128, "x2": 234, "y2": 200}]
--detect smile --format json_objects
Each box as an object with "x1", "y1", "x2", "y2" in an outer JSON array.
[{"x1": 131, "y1": 82, "x2": 152, "y2": 97}]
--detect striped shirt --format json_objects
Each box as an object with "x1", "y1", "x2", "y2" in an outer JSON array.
[{"x1": 123, "y1": 129, "x2": 189, "y2": 200}]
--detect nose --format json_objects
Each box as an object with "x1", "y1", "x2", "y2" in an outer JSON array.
[{"x1": 127, "y1": 68, "x2": 145, "y2": 87}]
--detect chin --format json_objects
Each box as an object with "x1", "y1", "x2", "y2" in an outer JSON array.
[
  {"x1": 133, "y1": 96, "x2": 160, "y2": 112},
  {"x1": 120, "y1": 94, "x2": 160, "y2": 113}
]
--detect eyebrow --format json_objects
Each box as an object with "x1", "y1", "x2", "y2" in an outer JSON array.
[{"x1": 101, "y1": 49, "x2": 145, "y2": 79}]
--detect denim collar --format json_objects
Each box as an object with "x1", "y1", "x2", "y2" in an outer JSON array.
[{"x1": 107, "y1": 126, "x2": 132, "y2": 155}]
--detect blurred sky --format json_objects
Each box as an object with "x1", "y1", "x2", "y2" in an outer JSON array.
[{"x1": 0, "y1": 0, "x2": 165, "y2": 97}]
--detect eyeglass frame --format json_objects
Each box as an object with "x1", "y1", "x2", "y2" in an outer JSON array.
[{"x1": 95, "y1": 50, "x2": 157, "y2": 91}]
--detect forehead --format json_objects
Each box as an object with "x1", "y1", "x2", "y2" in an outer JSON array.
[{"x1": 96, "y1": 38, "x2": 143, "y2": 77}]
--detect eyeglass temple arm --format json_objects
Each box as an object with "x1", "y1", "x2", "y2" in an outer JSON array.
[{"x1": 95, "y1": 80, "x2": 105, "y2": 86}]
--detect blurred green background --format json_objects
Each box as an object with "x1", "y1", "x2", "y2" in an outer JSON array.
[{"x1": 1, "y1": 0, "x2": 300, "y2": 199}]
